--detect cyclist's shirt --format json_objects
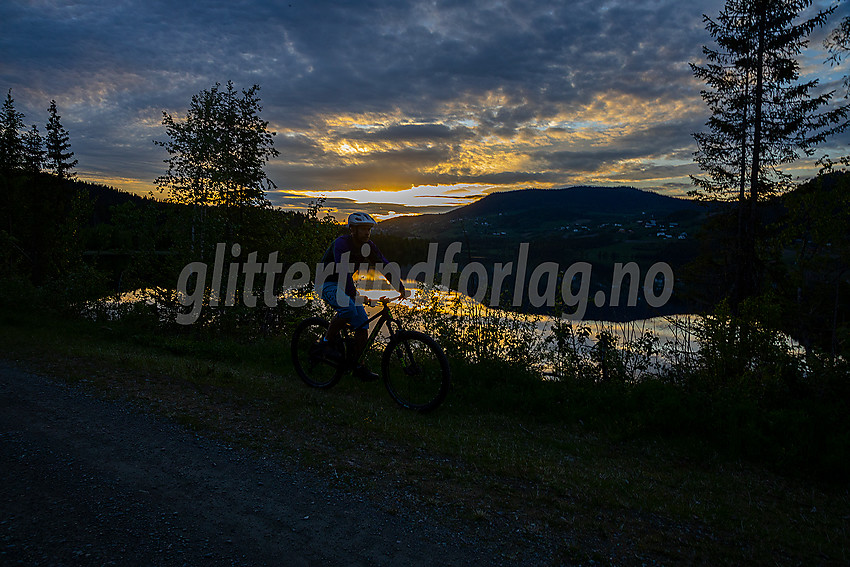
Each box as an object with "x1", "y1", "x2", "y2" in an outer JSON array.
[{"x1": 320, "y1": 234, "x2": 405, "y2": 298}]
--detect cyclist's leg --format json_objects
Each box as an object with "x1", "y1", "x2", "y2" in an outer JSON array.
[
  {"x1": 326, "y1": 314, "x2": 347, "y2": 342},
  {"x1": 351, "y1": 326, "x2": 368, "y2": 361},
  {"x1": 322, "y1": 290, "x2": 375, "y2": 380},
  {"x1": 321, "y1": 282, "x2": 368, "y2": 347},
  {"x1": 321, "y1": 282, "x2": 347, "y2": 341}
]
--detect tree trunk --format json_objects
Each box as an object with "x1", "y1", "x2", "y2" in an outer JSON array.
[{"x1": 740, "y1": 2, "x2": 767, "y2": 306}]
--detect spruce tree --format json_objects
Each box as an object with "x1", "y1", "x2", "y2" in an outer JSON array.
[
  {"x1": 45, "y1": 100, "x2": 78, "y2": 180},
  {"x1": 690, "y1": 0, "x2": 849, "y2": 303},
  {"x1": 22, "y1": 124, "x2": 44, "y2": 175},
  {"x1": 0, "y1": 89, "x2": 25, "y2": 174}
]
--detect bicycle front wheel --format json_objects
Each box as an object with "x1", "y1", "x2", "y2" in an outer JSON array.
[
  {"x1": 291, "y1": 317, "x2": 344, "y2": 389},
  {"x1": 382, "y1": 330, "x2": 450, "y2": 412}
]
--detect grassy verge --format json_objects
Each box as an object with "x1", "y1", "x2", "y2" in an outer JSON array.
[{"x1": 1, "y1": 308, "x2": 848, "y2": 565}]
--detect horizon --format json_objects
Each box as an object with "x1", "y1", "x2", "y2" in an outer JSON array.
[
  {"x1": 77, "y1": 178, "x2": 738, "y2": 224},
  {"x1": 3, "y1": 0, "x2": 849, "y2": 221}
]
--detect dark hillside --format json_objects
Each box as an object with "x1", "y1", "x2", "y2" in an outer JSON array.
[
  {"x1": 444, "y1": 185, "x2": 696, "y2": 218},
  {"x1": 375, "y1": 186, "x2": 706, "y2": 320},
  {"x1": 378, "y1": 186, "x2": 701, "y2": 241}
]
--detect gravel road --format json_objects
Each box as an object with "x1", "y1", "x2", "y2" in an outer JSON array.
[{"x1": 0, "y1": 361, "x2": 529, "y2": 566}]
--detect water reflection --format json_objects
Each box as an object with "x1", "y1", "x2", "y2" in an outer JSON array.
[{"x1": 104, "y1": 276, "x2": 804, "y2": 382}]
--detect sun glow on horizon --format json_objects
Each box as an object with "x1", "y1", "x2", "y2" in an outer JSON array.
[
  {"x1": 76, "y1": 173, "x2": 158, "y2": 197},
  {"x1": 284, "y1": 183, "x2": 489, "y2": 209}
]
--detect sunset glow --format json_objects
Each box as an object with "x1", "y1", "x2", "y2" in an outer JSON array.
[{"x1": 3, "y1": 0, "x2": 847, "y2": 219}]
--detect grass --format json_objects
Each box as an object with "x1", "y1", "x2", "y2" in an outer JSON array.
[{"x1": 1, "y1": 307, "x2": 848, "y2": 565}]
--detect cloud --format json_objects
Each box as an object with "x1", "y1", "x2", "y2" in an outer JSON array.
[
  {"x1": 348, "y1": 123, "x2": 475, "y2": 143},
  {"x1": 3, "y1": 0, "x2": 838, "y2": 210}
]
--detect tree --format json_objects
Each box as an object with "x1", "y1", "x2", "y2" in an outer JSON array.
[
  {"x1": 825, "y1": 10, "x2": 850, "y2": 91},
  {"x1": 0, "y1": 89, "x2": 25, "y2": 174},
  {"x1": 155, "y1": 81, "x2": 278, "y2": 209},
  {"x1": 154, "y1": 81, "x2": 279, "y2": 251},
  {"x1": 820, "y1": 9, "x2": 850, "y2": 169},
  {"x1": 22, "y1": 124, "x2": 44, "y2": 176},
  {"x1": 690, "y1": 0, "x2": 849, "y2": 304},
  {"x1": 45, "y1": 100, "x2": 78, "y2": 180}
]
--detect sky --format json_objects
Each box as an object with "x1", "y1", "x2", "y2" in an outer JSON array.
[{"x1": 2, "y1": 0, "x2": 849, "y2": 220}]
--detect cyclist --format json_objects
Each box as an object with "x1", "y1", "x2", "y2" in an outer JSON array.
[{"x1": 315, "y1": 212, "x2": 409, "y2": 381}]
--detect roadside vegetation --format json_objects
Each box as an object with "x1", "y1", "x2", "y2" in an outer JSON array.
[{"x1": 1, "y1": 281, "x2": 848, "y2": 565}]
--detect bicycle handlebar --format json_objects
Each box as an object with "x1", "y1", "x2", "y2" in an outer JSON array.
[{"x1": 363, "y1": 292, "x2": 407, "y2": 307}]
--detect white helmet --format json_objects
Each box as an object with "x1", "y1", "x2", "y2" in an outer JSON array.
[{"x1": 347, "y1": 212, "x2": 377, "y2": 227}]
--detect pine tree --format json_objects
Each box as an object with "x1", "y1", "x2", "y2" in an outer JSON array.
[
  {"x1": 0, "y1": 89, "x2": 26, "y2": 174},
  {"x1": 45, "y1": 100, "x2": 78, "y2": 180},
  {"x1": 690, "y1": 0, "x2": 849, "y2": 303}
]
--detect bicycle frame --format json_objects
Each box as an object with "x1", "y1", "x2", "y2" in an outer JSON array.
[
  {"x1": 292, "y1": 295, "x2": 450, "y2": 411},
  {"x1": 342, "y1": 301, "x2": 401, "y2": 366}
]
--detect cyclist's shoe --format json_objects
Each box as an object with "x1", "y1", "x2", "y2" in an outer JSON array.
[
  {"x1": 353, "y1": 364, "x2": 380, "y2": 382},
  {"x1": 310, "y1": 340, "x2": 343, "y2": 364}
]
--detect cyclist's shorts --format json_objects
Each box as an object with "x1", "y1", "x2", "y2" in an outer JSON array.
[{"x1": 321, "y1": 282, "x2": 368, "y2": 329}]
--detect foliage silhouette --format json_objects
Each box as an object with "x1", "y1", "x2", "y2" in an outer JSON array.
[{"x1": 690, "y1": 0, "x2": 849, "y2": 305}]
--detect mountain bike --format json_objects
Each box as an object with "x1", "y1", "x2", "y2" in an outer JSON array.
[{"x1": 290, "y1": 295, "x2": 451, "y2": 412}]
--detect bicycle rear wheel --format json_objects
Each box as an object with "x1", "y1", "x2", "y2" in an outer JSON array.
[
  {"x1": 382, "y1": 330, "x2": 450, "y2": 412},
  {"x1": 291, "y1": 317, "x2": 345, "y2": 388}
]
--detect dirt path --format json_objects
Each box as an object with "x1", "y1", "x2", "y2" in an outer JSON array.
[{"x1": 0, "y1": 362, "x2": 517, "y2": 566}]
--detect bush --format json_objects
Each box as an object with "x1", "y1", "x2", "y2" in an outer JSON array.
[
  {"x1": 674, "y1": 295, "x2": 805, "y2": 399},
  {"x1": 43, "y1": 261, "x2": 111, "y2": 314}
]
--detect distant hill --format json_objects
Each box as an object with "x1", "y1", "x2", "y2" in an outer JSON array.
[
  {"x1": 378, "y1": 186, "x2": 701, "y2": 240},
  {"x1": 446, "y1": 185, "x2": 696, "y2": 218}
]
